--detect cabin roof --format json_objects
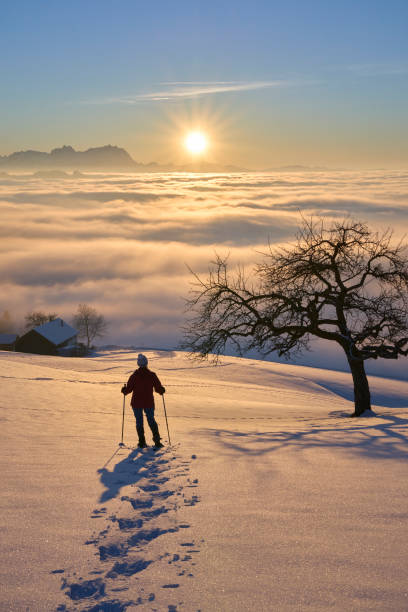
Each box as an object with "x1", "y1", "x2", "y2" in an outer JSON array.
[{"x1": 33, "y1": 318, "x2": 77, "y2": 346}]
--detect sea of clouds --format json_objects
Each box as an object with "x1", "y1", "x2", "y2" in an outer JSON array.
[{"x1": 1, "y1": 169, "x2": 407, "y2": 379}]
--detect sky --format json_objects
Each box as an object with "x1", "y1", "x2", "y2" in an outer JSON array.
[{"x1": 1, "y1": 0, "x2": 408, "y2": 168}]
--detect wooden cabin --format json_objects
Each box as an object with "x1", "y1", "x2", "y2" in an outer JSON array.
[{"x1": 15, "y1": 318, "x2": 77, "y2": 355}]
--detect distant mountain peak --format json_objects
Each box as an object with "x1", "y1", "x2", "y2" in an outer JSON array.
[
  {"x1": 0, "y1": 145, "x2": 138, "y2": 170},
  {"x1": 0, "y1": 145, "x2": 249, "y2": 173},
  {"x1": 50, "y1": 145, "x2": 76, "y2": 155}
]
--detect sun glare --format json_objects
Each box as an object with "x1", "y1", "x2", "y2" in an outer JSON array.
[{"x1": 185, "y1": 131, "x2": 207, "y2": 155}]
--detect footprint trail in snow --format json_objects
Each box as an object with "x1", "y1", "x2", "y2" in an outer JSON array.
[{"x1": 54, "y1": 446, "x2": 202, "y2": 611}]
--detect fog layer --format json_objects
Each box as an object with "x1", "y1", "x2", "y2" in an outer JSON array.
[{"x1": 1, "y1": 170, "x2": 407, "y2": 378}]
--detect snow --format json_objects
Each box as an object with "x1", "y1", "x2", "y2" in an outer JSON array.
[
  {"x1": 0, "y1": 333, "x2": 18, "y2": 344},
  {"x1": 33, "y1": 317, "x2": 77, "y2": 346},
  {"x1": 1, "y1": 348, "x2": 408, "y2": 611}
]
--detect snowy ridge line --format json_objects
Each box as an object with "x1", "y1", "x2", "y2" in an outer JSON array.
[
  {"x1": 0, "y1": 373, "x2": 282, "y2": 392},
  {"x1": 1, "y1": 373, "x2": 320, "y2": 399},
  {"x1": 0, "y1": 373, "x2": 276, "y2": 392},
  {"x1": 0, "y1": 373, "x2": 327, "y2": 398},
  {"x1": 0, "y1": 375, "x2": 265, "y2": 391},
  {"x1": 54, "y1": 446, "x2": 202, "y2": 611},
  {"x1": 0, "y1": 375, "x2": 124, "y2": 384}
]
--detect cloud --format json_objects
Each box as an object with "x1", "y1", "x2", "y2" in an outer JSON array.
[
  {"x1": 87, "y1": 80, "x2": 288, "y2": 104},
  {"x1": 2, "y1": 190, "x2": 179, "y2": 205},
  {"x1": 234, "y1": 197, "x2": 408, "y2": 216},
  {"x1": 1, "y1": 169, "x2": 408, "y2": 378}
]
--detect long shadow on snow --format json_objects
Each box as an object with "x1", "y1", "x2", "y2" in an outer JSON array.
[
  {"x1": 207, "y1": 413, "x2": 408, "y2": 461},
  {"x1": 310, "y1": 378, "x2": 408, "y2": 409},
  {"x1": 98, "y1": 448, "x2": 161, "y2": 503}
]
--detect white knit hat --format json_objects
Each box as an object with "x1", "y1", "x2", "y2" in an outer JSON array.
[{"x1": 137, "y1": 353, "x2": 148, "y2": 367}]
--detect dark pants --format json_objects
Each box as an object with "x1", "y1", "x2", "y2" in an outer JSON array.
[{"x1": 132, "y1": 406, "x2": 160, "y2": 442}]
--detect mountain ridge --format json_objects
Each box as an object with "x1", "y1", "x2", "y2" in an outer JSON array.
[
  {"x1": 0, "y1": 145, "x2": 137, "y2": 170},
  {"x1": 0, "y1": 145, "x2": 248, "y2": 173}
]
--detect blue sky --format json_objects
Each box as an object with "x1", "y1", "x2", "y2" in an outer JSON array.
[{"x1": 1, "y1": 0, "x2": 408, "y2": 167}]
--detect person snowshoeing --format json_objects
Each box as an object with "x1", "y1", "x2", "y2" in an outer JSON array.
[{"x1": 121, "y1": 353, "x2": 166, "y2": 449}]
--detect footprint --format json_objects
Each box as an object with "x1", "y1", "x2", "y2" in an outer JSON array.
[
  {"x1": 157, "y1": 490, "x2": 175, "y2": 500},
  {"x1": 117, "y1": 517, "x2": 143, "y2": 530},
  {"x1": 121, "y1": 495, "x2": 153, "y2": 509},
  {"x1": 141, "y1": 506, "x2": 169, "y2": 519},
  {"x1": 155, "y1": 477, "x2": 170, "y2": 484},
  {"x1": 62, "y1": 577, "x2": 105, "y2": 601},
  {"x1": 91, "y1": 508, "x2": 107, "y2": 516},
  {"x1": 128, "y1": 526, "x2": 178, "y2": 547},
  {"x1": 99, "y1": 543, "x2": 124, "y2": 561},
  {"x1": 106, "y1": 559, "x2": 151, "y2": 578},
  {"x1": 184, "y1": 495, "x2": 199, "y2": 506}
]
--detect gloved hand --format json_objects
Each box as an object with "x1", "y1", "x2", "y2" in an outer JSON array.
[
  {"x1": 160, "y1": 387, "x2": 166, "y2": 395},
  {"x1": 121, "y1": 385, "x2": 127, "y2": 395}
]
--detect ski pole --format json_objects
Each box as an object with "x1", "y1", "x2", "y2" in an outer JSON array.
[
  {"x1": 162, "y1": 395, "x2": 171, "y2": 445},
  {"x1": 119, "y1": 389, "x2": 126, "y2": 447}
]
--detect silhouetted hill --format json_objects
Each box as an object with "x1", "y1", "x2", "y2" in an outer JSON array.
[
  {"x1": 0, "y1": 146, "x2": 249, "y2": 172},
  {"x1": 0, "y1": 145, "x2": 138, "y2": 171}
]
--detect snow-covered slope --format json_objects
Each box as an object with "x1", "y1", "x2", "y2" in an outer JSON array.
[{"x1": 1, "y1": 349, "x2": 408, "y2": 611}]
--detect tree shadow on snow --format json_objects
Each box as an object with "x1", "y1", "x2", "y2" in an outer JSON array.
[
  {"x1": 311, "y1": 378, "x2": 408, "y2": 409},
  {"x1": 206, "y1": 413, "x2": 408, "y2": 461}
]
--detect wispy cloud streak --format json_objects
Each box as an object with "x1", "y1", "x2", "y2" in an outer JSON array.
[{"x1": 86, "y1": 80, "x2": 287, "y2": 104}]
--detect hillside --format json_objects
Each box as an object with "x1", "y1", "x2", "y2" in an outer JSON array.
[{"x1": 1, "y1": 349, "x2": 408, "y2": 611}]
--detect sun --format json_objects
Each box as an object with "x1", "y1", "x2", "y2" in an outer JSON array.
[{"x1": 184, "y1": 131, "x2": 207, "y2": 155}]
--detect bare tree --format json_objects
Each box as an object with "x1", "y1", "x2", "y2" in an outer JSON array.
[
  {"x1": 25, "y1": 311, "x2": 57, "y2": 329},
  {"x1": 73, "y1": 303, "x2": 108, "y2": 351},
  {"x1": 182, "y1": 218, "x2": 408, "y2": 417}
]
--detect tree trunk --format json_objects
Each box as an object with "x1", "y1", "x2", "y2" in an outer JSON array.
[
  {"x1": 347, "y1": 357, "x2": 371, "y2": 416},
  {"x1": 85, "y1": 322, "x2": 91, "y2": 350}
]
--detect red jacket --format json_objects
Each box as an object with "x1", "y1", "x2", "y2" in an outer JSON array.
[{"x1": 124, "y1": 367, "x2": 165, "y2": 409}]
